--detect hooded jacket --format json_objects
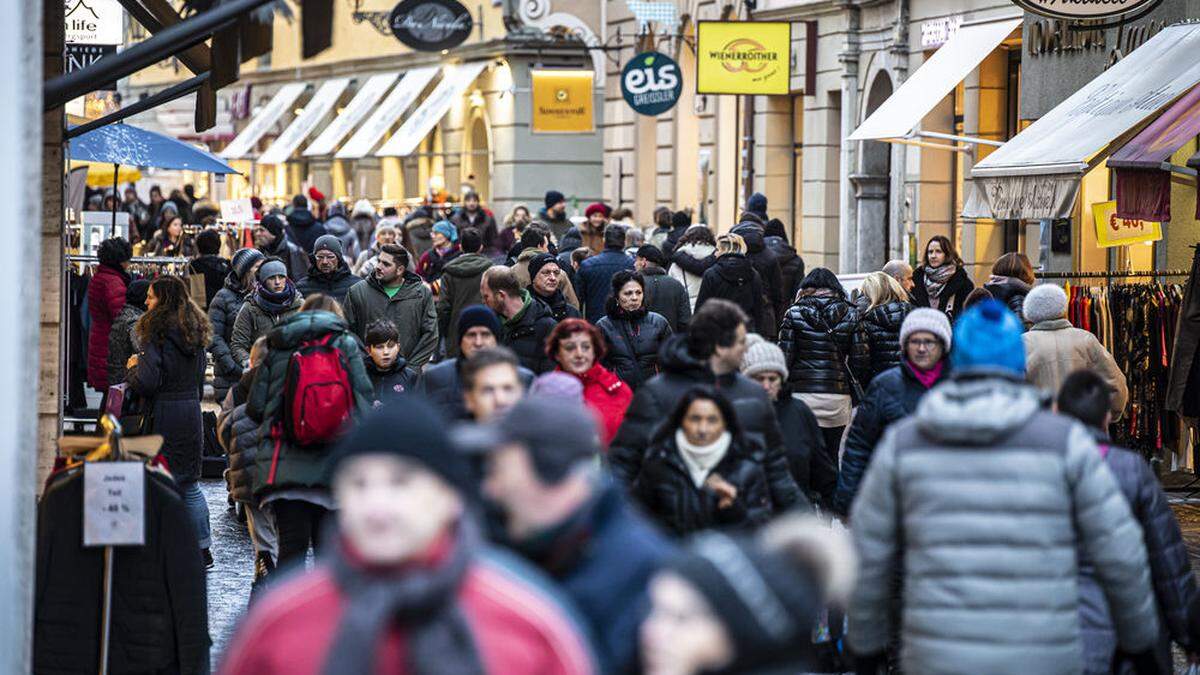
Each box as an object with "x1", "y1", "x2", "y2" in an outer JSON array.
[
  {"x1": 128, "y1": 328, "x2": 208, "y2": 481},
  {"x1": 984, "y1": 275, "x2": 1033, "y2": 325},
  {"x1": 765, "y1": 235, "x2": 805, "y2": 304},
  {"x1": 730, "y1": 221, "x2": 784, "y2": 337},
  {"x1": 849, "y1": 376, "x2": 1160, "y2": 673},
  {"x1": 229, "y1": 287, "x2": 303, "y2": 368},
  {"x1": 640, "y1": 265, "x2": 691, "y2": 332},
  {"x1": 86, "y1": 263, "x2": 128, "y2": 390},
  {"x1": 778, "y1": 293, "x2": 869, "y2": 396},
  {"x1": 342, "y1": 272, "x2": 439, "y2": 367},
  {"x1": 859, "y1": 300, "x2": 912, "y2": 382},
  {"x1": 296, "y1": 259, "x2": 361, "y2": 304},
  {"x1": 500, "y1": 291, "x2": 558, "y2": 374},
  {"x1": 596, "y1": 309, "x2": 672, "y2": 390},
  {"x1": 246, "y1": 311, "x2": 373, "y2": 496},
  {"x1": 285, "y1": 207, "x2": 325, "y2": 254},
  {"x1": 436, "y1": 252, "x2": 495, "y2": 356},
  {"x1": 1023, "y1": 318, "x2": 1129, "y2": 418},
  {"x1": 608, "y1": 335, "x2": 804, "y2": 512},
  {"x1": 694, "y1": 254, "x2": 765, "y2": 332},
  {"x1": 321, "y1": 212, "x2": 361, "y2": 262},
  {"x1": 668, "y1": 243, "x2": 716, "y2": 310},
  {"x1": 208, "y1": 272, "x2": 251, "y2": 399}
]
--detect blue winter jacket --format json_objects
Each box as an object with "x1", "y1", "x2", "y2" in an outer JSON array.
[{"x1": 575, "y1": 248, "x2": 634, "y2": 323}]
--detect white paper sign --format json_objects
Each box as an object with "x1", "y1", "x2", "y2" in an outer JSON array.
[
  {"x1": 220, "y1": 198, "x2": 255, "y2": 223},
  {"x1": 65, "y1": 0, "x2": 125, "y2": 45},
  {"x1": 81, "y1": 211, "x2": 129, "y2": 256},
  {"x1": 83, "y1": 461, "x2": 145, "y2": 547}
]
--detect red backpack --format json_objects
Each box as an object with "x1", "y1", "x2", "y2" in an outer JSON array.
[{"x1": 281, "y1": 333, "x2": 354, "y2": 447}]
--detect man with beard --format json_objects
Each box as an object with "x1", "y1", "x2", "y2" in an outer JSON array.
[
  {"x1": 342, "y1": 244, "x2": 438, "y2": 367},
  {"x1": 527, "y1": 253, "x2": 581, "y2": 322},
  {"x1": 297, "y1": 235, "x2": 361, "y2": 304},
  {"x1": 534, "y1": 189, "x2": 572, "y2": 243},
  {"x1": 254, "y1": 214, "x2": 309, "y2": 280}
]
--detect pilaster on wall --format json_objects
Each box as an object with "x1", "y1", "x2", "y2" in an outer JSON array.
[
  {"x1": 802, "y1": 92, "x2": 842, "y2": 271},
  {"x1": 40, "y1": 0, "x2": 63, "y2": 491},
  {"x1": 751, "y1": 95, "x2": 794, "y2": 223}
]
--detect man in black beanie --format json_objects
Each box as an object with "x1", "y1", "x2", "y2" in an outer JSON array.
[
  {"x1": 534, "y1": 189, "x2": 572, "y2": 243},
  {"x1": 253, "y1": 213, "x2": 309, "y2": 280}
]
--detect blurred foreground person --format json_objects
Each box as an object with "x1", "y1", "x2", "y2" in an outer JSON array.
[
  {"x1": 481, "y1": 397, "x2": 673, "y2": 673},
  {"x1": 849, "y1": 301, "x2": 1160, "y2": 674},
  {"x1": 419, "y1": 306, "x2": 533, "y2": 420},
  {"x1": 220, "y1": 400, "x2": 598, "y2": 675},
  {"x1": 1056, "y1": 370, "x2": 1200, "y2": 674},
  {"x1": 641, "y1": 513, "x2": 855, "y2": 675}
]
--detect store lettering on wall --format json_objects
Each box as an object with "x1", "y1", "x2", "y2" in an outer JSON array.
[
  {"x1": 388, "y1": 0, "x2": 474, "y2": 52},
  {"x1": 621, "y1": 52, "x2": 682, "y2": 116},
  {"x1": 921, "y1": 16, "x2": 963, "y2": 49},
  {"x1": 1027, "y1": 16, "x2": 1165, "y2": 65}
]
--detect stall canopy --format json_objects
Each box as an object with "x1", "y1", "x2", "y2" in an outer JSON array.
[
  {"x1": 335, "y1": 67, "x2": 439, "y2": 160},
  {"x1": 220, "y1": 82, "x2": 308, "y2": 159},
  {"x1": 972, "y1": 23, "x2": 1200, "y2": 220},
  {"x1": 257, "y1": 78, "x2": 350, "y2": 165},
  {"x1": 848, "y1": 17, "x2": 1021, "y2": 142},
  {"x1": 303, "y1": 72, "x2": 400, "y2": 157},
  {"x1": 1107, "y1": 84, "x2": 1200, "y2": 222},
  {"x1": 376, "y1": 62, "x2": 489, "y2": 158}
]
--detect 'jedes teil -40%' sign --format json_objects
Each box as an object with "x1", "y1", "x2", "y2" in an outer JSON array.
[
  {"x1": 389, "y1": 0, "x2": 473, "y2": 52},
  {"x1": 1012, "y1": 0, "x2": 1164, "y2": 21}
]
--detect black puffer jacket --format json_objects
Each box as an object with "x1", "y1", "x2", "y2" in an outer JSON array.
[
  {"x1": 775, "y1": 394, "x2": 836, "y2": 510},
  {"x1": 633, "y1": 433, "x2": 777, "y2": 537},
  {"x1": 778, "y1": 293, "x2": 869, "y2": 396},
  {"x1": 366, "y1": 356, "x2": 420, "y2": 404},
  {"x1": 609, "y1": 335, "x2": 804, "y2": 513},
  {"x1": 417, "y1": 357, "x2": 535, "y2": 421},
  {"x1": 128, "y1": 329, "x2": 207, "y2": 482},
  {"x1": 208, "y1": 273, "x2": 250, "y2": 401},
  {"x1": 731, "y1": 220, "x2": 785, "y2": 337},
  {"x1": 596, "y1": 308, "x2": 673, "y2": 389},
  {"x1": 911, "y1": 264, "x2": 974, "y2": 319},
  {"x1": 694, "y1": 254, "x2": 765, "y2": 332},
  {"x1": 296, "y1": 259, "x2": 361, "y2": 303},
  {"x1": 217, "y1": 370, "x2": 259, "y2": 504},
  {"x1": 859, "y1": 300, "x2": 912, "y2": 382},
  {"x1": 833, "y1": 361, "x2": 948, "y2": 515},
  {"x1": 500, "y1": 291, "x2": 558, "y2": 374},
  {"x1": 984, "y1": 275, "x2": 1032, "y2": 325},
  {"x1": 765, "y1": 235, "x2": 805, "y2": 304}
]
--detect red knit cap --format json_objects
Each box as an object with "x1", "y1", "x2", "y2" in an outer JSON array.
[
  {"x1": 585, "y1": 202, "x2": 611, "y2": 218},
  {"x1": 308, "y1": 186, "x2": 326, "y2": 202}
]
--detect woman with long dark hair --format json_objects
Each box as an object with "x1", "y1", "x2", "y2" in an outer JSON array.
[
  {"x1": 147, "y1": 214, "x2": 198, "y2": 258},
  {"x1": 633, "y1": 387, "x2": 779, "y2": 536},
  {"x1": 128, "y1": 276, "x2": 213, "y2": 566},
  {"x1": 596, "y1": 270, "x2": 672, "y2": 390},
  {"x1": 911, "y1": 235, "x2": 974, "y2": 318}
]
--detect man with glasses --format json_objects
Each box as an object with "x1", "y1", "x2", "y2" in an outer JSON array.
[
  {"x1": 832, "y1": 308, "x2": 952, "y2": 516},
  {"x1": 296, "y1": 234, "x2": 361, "y2": 304}
]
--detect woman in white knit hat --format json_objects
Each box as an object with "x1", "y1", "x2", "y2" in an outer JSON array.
[{"x1": 741, "y1": 334, "x2": 837, "y2": 510}]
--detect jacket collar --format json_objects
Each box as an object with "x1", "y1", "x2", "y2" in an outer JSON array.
[{"x1": 1031, "y1": 318, "x2": 1073, "y2": 331}]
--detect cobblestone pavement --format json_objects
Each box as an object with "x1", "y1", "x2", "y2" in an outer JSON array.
[{"x1": 201, "y1": 479, "x2": 254, "y2": 666}]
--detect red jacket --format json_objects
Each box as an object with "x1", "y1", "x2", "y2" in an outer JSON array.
[
  {"x1": 86, "y1": 264, "x2": 128, "y2": 390},
  {"x1": 570, "y1": 363, "x2": 632, "y2": 447},
  {"x1": 220, "y1": 545, "x2": 597, "y2": 675}
]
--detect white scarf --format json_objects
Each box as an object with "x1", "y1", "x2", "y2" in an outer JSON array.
[{"x1": 675, "y1": 429, "x2": 733, "y2": 488}]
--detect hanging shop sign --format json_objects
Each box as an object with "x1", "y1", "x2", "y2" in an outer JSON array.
[
  {"x1": 65, "y1": 44, "x2": 117, "y2": 90},
  {"x1": 531, "y1": 70, "x2": 595, "y2": 134},
  {"x1": 1013, "y1": 0, "x2": 1163, "y2": 22},
  {"x1": 621, "y1": 52, "x2": 682, "y2": 116},
  {"x1": 1091, "y1": 200, "x2": 1162, "y2": 247},
  {"x1": 696, "y1": 21, "x2": 792, "y2": 95},
  {"x1": 388, "y1": 0, "x2": 473, "y2": 52},
  {"x1": 65, "y1": 0, "x2": 124, "y2": 45}
]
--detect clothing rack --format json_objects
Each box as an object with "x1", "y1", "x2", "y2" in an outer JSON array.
[
  {"x1": 65, "y1": 254, "x2": 191, "y2": 264},
  {"x1": 1035, "y1": 269, "x2": 1191, "y2": 280}
]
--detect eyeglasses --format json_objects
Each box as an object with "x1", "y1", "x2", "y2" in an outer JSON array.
[
  {"x1": 908, "y1": 338, "x2": 941, "y2": 350},
  {"x1": 314, "y1": 253, "x2": 338, "y2": 262}
]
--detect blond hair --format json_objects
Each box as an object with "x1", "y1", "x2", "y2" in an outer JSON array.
[
  {"x1": 715, "y1": 233, "x2": 746, "y2": 256},
  {"x1": 862, "y1": 271, "x2": 907, "y2": 309}
]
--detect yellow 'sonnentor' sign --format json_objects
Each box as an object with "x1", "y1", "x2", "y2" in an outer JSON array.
[
  {"x1": 531, "y1": 70, "x2": 595, "y2": 134},
  {"x1": 697, "y1": 21, "x2": 792, "y2": 95},
  {"x1": 1091, "y1": 200, "x2": 1163, "y2": 248}
]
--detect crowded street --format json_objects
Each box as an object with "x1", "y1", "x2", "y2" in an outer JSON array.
[{"x1": 12, "y1": 0, "x2": 1200, "y2": 673}]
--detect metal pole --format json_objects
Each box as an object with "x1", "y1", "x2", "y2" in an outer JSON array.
[
  {"x1": 98, "y1": 546, "x2": 114, "y2": 675},
  {"x1": 111, "y1": 164, "x2": 119, "y2": 237}
]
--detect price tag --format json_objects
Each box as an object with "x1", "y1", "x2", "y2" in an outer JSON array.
[
  {"x1": 220, "y1": 198, "x2": 255, "y2": 224},
  {"x1": 83, "y1": 462, "x2": 145, "y2": 547}
]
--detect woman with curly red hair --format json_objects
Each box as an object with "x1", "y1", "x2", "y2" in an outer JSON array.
[{"x1": 546, "y1": 318, "x2": 633, "y2": 445}]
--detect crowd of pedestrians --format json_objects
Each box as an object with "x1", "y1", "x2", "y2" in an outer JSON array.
[{"x1": 72, "y1": 185, "x2": 1200, "y2": 675}]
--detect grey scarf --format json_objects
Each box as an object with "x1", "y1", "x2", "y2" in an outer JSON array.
[
  {"x1": 321, "y1": 520, "x2": 486, "y2": 675},
  {"x1": 923, "y1": 263, "x2": 957, "y2": 310}
]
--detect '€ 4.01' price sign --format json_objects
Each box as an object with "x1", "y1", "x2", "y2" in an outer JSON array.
[{"x1": 1091, "y1": 200, "x2": 1163, "y2": 248}]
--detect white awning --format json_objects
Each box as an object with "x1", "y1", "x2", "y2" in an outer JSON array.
[
  {"x1": 258, "y1": 78, "x2": 350, "y2": 165},
  {"x1": 335, "y1": 67, "x2": 439, "y2": 160},
  {"x1": 303, "y1": 72, "x2": 399, "y2": 158},
  {"x1": 848, "y1": 17, "x2": 1020, "y2": 142},
  {"x1": 376, "y1": 62, "x2": 489, "y2": 157},
  {"x1": 220, "y1": 82, "x2": 307, "y2": 159}
]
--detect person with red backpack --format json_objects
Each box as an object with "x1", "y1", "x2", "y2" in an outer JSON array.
[{"x1": 246, "y1": 293, "x2": 373, "y2": 570}]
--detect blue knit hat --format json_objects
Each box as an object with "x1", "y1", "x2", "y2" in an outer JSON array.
[
  {"x1": 951, "y1": 299, "x2": 1026, "y2": 377},
  {"x1": 432, "y1": 220, "x2": 458, "y2": 243}
]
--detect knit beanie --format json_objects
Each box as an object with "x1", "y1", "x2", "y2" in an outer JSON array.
[
  {"x1": 330, "y1": 398, "x2": 472, "y2": 495},
  {"x1": 457, "y1": 304, "x2": 501, "y2": 339},
  {"x1": 493, "y1": 397, "x2": 599, "y2": 483},
  {"x1": 900, "y1": 307, "x2": 952, "y2": 351},
  {"x1": 260, "y1": 213, "x2": 285, "y2": 239},
  {"x1": 352, "y1": 199, "x2": 375, "y2": 219},
  {"x1": 307, "y1": 186, "x2": 325, "y2": 203},
  {"x1": 1023, "y1": 283, "x2": 1068, "y2": 324},
  {"x1": 746, "y1": 192, "x2": 768, "y2": 218},
  {"x1": 951, "y1": 299, "x2": 1026, "y2": 377},
  {"x1": 584, "y1": 202, "x2": 611, "y2": 219},
  {"x1": 529, "y1": 371, "x2": 584, "y2": 400},
  {"x1": 231, "y1": 247, "x2": 266, "y2": 280},
  {"x1": 741, "y1": 333, "x2": 788, "y2": 379},
  {"x1": 544, "y1": 190, "x2": 565, "y2": 210},
  {"x1": 257, "y1": 259, "x2": 288, "y2": 282},
  {"x1": 313, "y1": 234, "x2": 344, "y2": 258},
  {"x1": 433, "y1": 220, "x2": 458, "y2": 243},
  {"x1": 764, "y1": 218, "x2": 787, "y2": 241},
  {"x1": 527, "y1": 252, "x2": 558, "y2": 281}
]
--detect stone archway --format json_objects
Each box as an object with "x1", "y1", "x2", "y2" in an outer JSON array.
[
  {"x1": 462, "y1": 111, "x2": 492, "y2": 203},
  {"x1": 850, "y1": 71, "x2": 893, "y2": 272}
]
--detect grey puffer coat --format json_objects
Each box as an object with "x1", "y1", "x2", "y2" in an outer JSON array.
[
  {"x1": 229, "y1": 290, "x2": 303, "y2": 368},
  {"x1": 596, "y1": 309, "x2": 672, "y2": 389},
  {"x1": 1078, "y1": 429, "x2": 1198, "y2": 674},
  {"x1": 849, "y1": 376, "x2": 1160, "y2": 674}
]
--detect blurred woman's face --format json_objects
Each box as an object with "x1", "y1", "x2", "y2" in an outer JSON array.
[
  {"x1": 681, "y1": 399, "x2": 725, "y2": 446},
  {"x1": 264, "y1": 275, "x2": 287, "y2": 293},
  {"x1": 641, "y1": 573, "x2": 733, "y2": 675},
  {"x1": 555, "y1": 332, "x2": 595, "y2": 375},
  {"x1": 145, "y1": 286, "x2": 159, "y2": 311},
  {"x1": 617, "y1": 280, "x2": 644, "y2": 312},
  {"x1": 514, "y1": 207, "x2": 530, "y2": 224},
  {"x1": 905, "y1": 330, "x2": 945, "y2": 371},
  {"x1": 926, "y1": 240, "x2": 946, "y2": 268},
  {"x1": 376, "y1": 229, "x2": 397, "y2": 247},
  {"x1": 752, "y1": 371, "x2": 783, "y2": 401},
  {"x1": 167, "y1": 218, "x2": 183, "y2": 239}
]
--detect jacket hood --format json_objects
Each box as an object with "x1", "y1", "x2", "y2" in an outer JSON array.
[
  {"x1": 915, "y1": 376, "x2": 1043, "y2": 445},
  {"x1": 764, "y1": 235, "x2": 797, "y2": 259},
  {"x1": 675, "y1": 243, "x2": 715, "y2": 260},
  {"x1": 442, "y1": 252, "x2": 494, "y2": 277},
  {"x1": 730, "y1": 223, "x2": 766, "y2": 253},
  {"x1": 268, "y1": 310, "x2": 351, "y2": 349},
  {"x1": 223, "y1": 270, "x2": 249, "y2": 294},
  {"x1": 657, "y1": 334, "x2": 711, "y2": 381},
  {"x1": 323, "y1": 214, "x2": 352, "y2": 237},
  {"x1": 517, "y1": 247, "x2": 545, "y2": 263},
  {"x1": 714, "y1": 254, "x2": 756, "y2": 284},
  {"x1": 288, "y1": 208, "x2": 316, "y2": 228}
]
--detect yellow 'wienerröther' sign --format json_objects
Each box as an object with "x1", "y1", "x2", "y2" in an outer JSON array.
[
  {"x1": 697, "y1": 21, "x2": 792, "y2": 95},
  {"x1": 531, "y1": 70, "x2": 595, "y2": 134}
]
